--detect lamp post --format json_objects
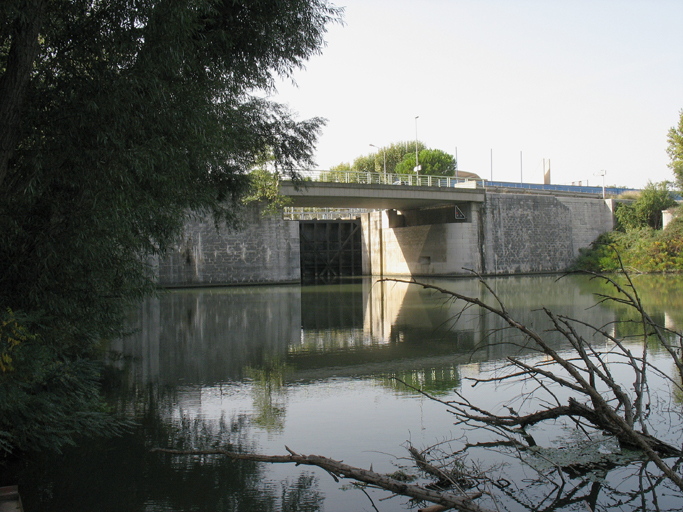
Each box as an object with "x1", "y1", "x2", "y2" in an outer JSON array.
[
  {"x1": 594, "y1": 170, "x2": 606, "y2": 199},
  {"x1": 369, "y1": 144, "x2": 386, "y2": 176},
  {"x1": 414, "y1": 116, "x2": 421, "y2": 179}
]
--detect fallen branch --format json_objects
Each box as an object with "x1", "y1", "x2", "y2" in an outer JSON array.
[
  {"x1": 380, "y1": 275, "x2": 683, "y2": 492},
  {"x1": 151, "y1": 446, "x2": 493, "y2": 512}
]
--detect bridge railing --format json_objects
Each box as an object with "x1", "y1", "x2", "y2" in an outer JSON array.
[
  {"x1": 283, "y1": 170, "x2": 641, "y2": 197},
  {"x1": 288, "y1": 170, "x2": 482, "y2": 188},
  {"x1": 283, "y1": 207, "x2": 370, "y2": 220},
  {"x1": 483, "y1": 180, "x2": 639, "y2": 196}
]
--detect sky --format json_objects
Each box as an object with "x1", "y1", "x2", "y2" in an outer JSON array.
[{"x1": 270, "y1": 0, "x2": 683, "y2": 189}]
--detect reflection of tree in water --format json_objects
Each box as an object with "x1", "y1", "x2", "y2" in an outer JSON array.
[
  {"x1": 246, "y1": 358, "x2": 293, "y2": 432},
  {"x1": 281, "y1": 473, "x2": 325, "y2": 512},
  {"x1": 376, "y1": 365, "x2": 460, "y2": 396},
  {"x1": 576, "y1": 273, "x2": 683, "y2": 333},
  {"x1": 9, "y1": 382, "x2": 322, "y2": 512}
]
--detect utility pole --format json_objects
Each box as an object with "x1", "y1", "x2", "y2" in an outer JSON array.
[
  {"x1": 455, "y1": 147, "x2": 458, "y2": 179},
  {"x1": 490, "y1": 149, "x2": 493, "y2": 181},
  {"x1": 369, "y1": 144, "x2": 386, "y2": 175},
  {"x1": 414, "y1": 116, "x2": 421, "y2": 179}
]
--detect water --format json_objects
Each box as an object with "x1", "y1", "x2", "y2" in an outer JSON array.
[{"x1": 6, "y1": 274, "x2": 683, "y2": 511}]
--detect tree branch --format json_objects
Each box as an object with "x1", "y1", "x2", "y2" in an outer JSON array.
[{"x1": 151, "y1": 447, "x2": 494, "y2": 512}]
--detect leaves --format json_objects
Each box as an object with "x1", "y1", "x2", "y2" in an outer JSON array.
[
  {"x1": 614, "y1": 181, "x2": 676, "y2": 230},
  {"x1": 667, "y1": 109, "x2": 683, "y2": 190},
  {"x1": 0, "y1": 0, "x2": 341, "y2": 455}
]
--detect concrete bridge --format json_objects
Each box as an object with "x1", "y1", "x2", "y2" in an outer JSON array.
[
  {"x1": 279, "y1": 180, "x2": 484, "y2": 210},
  {"x1": 279, "y1": 170, "x2": 634, "y2": 209},
  {"x1": 154, "y1": 171, "x2": 621, "y2": 286}
]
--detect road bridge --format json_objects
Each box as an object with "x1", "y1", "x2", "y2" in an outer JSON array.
[
  {"x1": 279, "y1": 180, "x2": 484, "y2": 210},
  {"x1": 155, "y1": 171, "x2": 622, "y2": 286},
  {"x1": 279, "y1": 171, "x2": 636, "y2": 210}
]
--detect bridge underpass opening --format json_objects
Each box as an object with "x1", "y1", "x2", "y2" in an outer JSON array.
[{"x1": 299, "y1": 219, "x2": 362, "y2": 280}]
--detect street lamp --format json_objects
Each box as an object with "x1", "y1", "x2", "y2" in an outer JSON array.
[
  {"x1": 594, "y1": 170, "x2": 606, "y2": 199},
  {"x1": 414, "y1": 116, "x2": 421, "y2": 179},
  {"x1": 369, "y1": 144, "x2": 386, "y2": 176}
]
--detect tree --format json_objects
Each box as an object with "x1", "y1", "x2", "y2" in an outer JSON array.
[
  {"x1": 352, "y1": 153, "x2": 376, "y2": 173},
  {"x1": 375, "y1": 141, "x2": 426, "y2": 174},
  {"x1": 395, "y1": 148, "x2": 457, "y2": 176},
  {"x1": 332, "y1": 141, "x2": 430, "y2": 175},
  {"x1": 667, "y1": 109, "x2": 683, "y2": 190},
  {"x1": 0, "y1": 0, "x2": 341, "y2": 456},
  {"x1": 614, "y1": 181, "x2": 676, "y2": 230}
]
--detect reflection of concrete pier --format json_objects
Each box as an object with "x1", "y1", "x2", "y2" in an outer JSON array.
[{"x1": 115, "y1": 276, "x2": 617, "y2": 389}]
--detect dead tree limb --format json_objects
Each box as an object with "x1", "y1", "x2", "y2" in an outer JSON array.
[
  {"x1": 151, "y1": 446, "x2": 493, "y2": 512},
  {"x1": 380, "y1": 276, "x2": 683, "y2": 492}
]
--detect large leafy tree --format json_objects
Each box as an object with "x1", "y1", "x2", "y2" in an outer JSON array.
[
  {"x1": 394, "y1": 148, "x2": 456, "y2": 176},
  {"x1": 668, "y1": 109, "x2": 683, "y2": 190},
  {"x1": 0, "y1": 0, "x2": 341, "y2": 455},
  {"x1": 335, "y1": 141, "x2": 427, "y2": 174}
]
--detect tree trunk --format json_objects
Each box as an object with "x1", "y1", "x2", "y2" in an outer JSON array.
[{"x1": 0, "y1": 0, "x2": 45, "y2": 189}]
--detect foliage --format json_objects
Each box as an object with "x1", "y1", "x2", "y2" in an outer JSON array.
[
  {"x1": 329, "y1": 162, "x2": 351, "y2": 173},
  {"x1": 573, "y1": 213, "x2": 683, "y2": 272},
  {"x1": 372, "y1": 141, "x2": 426, "y2": 174},
  {"x1": 0, "y1": 309, "x2": 31, "y2": 374},
  {"x1": 0, "y1": 311, "x2": 129, "y2": 455},
  {"x1": 0, "y1": 0, "x2": 341, "y2": 456},
  {"x1": 394, "y1": 148, "x2": 456, "y2": 176},
  {"x1": 351, "y1": 153, "x2": 376, "y2": 173},
  {"x1": 333, "y1": 141, "x2": 427, "y2": 174},
  {"x1": 668, "y1": 109, "x2": 683, "y2": 190},
  {"x1": 614, "y1": 181, "x2": 676, "y2": 230},
  {"x1": 243, "y1": 169, "x2": 293, "y2": 217}
]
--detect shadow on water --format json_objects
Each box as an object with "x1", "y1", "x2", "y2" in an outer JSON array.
[{"x1": 7, "y1": 381, "x2": 324, "y2": 512}]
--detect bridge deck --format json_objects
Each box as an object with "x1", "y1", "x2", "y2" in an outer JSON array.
[
  {"x1": 279, "y1": 181, "x2": 485, "y2": 209},
  {"x1": 279, "y1": 171, "x2": 637, "y2": 210}
]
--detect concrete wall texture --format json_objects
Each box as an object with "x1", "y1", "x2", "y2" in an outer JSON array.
[
  {"x1": 375, "y1": 193, "x2": 614, "y2": 276},
  {"x1": 380, "y1": 210, "x2": 481, "y2": 276},
  {"x1": 156, "y1": 203, "x2": 300, "y2": 287},
  {"x1": 157, "y1": 192, "x2": 615, "y2": 285}
]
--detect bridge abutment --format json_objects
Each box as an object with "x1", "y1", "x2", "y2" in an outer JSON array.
[{"x1": 154, "y1": 193, "x2": 616, "y2": 286}]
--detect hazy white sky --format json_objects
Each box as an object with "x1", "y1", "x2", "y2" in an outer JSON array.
[{"x1": 272, "y1": 0, "x2": 683, "y2": 189}]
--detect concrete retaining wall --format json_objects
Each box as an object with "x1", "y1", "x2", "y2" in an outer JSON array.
[
  {"x1": 156, "y1": 193, "x2": 615, "y2": 285},
  {"x1": 156, "y1": 203, "x2": 300, "y2": 286},
  {"x1": 481, "y1": 193, "x2": 614, "y2": 274},
  {"x1": 371, "y1": 193, "x2": 614, "y2": 277}
]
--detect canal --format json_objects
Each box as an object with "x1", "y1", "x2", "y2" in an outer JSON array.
[{"x1": 7, "y1": 273, "x2": 683, "y2": 511}]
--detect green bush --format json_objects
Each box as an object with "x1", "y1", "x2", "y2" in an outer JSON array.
[{"x1": 573, "y1": 210, "x2": 683, "y2": 272}]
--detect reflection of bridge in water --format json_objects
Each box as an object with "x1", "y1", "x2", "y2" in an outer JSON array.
[{"x1": 115, "y1": 276, "x2": 624, "y2": 391}]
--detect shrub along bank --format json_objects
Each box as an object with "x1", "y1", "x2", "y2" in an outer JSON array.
[
  {"x1": 574, "y1": 215, "x2": 683, "y2": 272},
  {"x1": 573, "y1": 181, "x2": 681, "y2": 272}
]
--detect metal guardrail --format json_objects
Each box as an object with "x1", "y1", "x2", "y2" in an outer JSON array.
[
  {"x1": 484, "y1": 180, "x2": 638, "y2": 196},
  {"x1": 288, "y1": 170, "x2": 481, "y2": 188},
  {"x1": 283, "y1": 170, "x2": 640, "y2": 197},
  {"x1": 283, "y1": 207, "x2": 370, "y2": 220}
]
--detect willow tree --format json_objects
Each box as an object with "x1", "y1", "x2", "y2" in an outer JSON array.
[{"x1": 0, "y1": 0, "x2": 341, "y2": 455}]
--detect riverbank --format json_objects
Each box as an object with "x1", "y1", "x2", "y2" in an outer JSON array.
[{"x1": 573, "y1": 215, "x2": 683, "y2": 272}]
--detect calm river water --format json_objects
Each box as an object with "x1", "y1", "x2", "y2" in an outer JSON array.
[{"x1": 7, "y1": 274, "x2": 683, "y2": 511}]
